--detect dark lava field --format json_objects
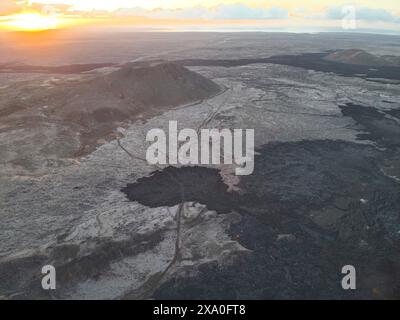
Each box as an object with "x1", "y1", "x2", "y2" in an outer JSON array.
[{"x1": 123, "y1": 88, "x2": 400, "y2": 299}]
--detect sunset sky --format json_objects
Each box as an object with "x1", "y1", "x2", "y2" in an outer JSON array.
[{"x1": 0, "y1": 0, "x2": 399, "y2": 33}]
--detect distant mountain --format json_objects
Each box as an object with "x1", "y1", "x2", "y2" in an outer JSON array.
[
  {"x1": 324, "y1": 49, "x2": 400, "y2": 67},
  {"x1": 48, "y1": 61, "x2": 220, "y2": 127},
  {"x1": 105, "y1": 61, "x2": 221, "y2": 109},
  {"x1": 0, "y1": 61, "x2": 221, "y2": 164},
  {"x1": 0, "y1": 63, "x2": 115, "y2": 74},
  {"x1": 48, "y1": 61, "x2": 220, "y2": 155}
]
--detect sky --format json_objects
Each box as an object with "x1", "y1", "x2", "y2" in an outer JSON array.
[{"x1": 0, "y1": 0, "x2": 399, "y2": 33}]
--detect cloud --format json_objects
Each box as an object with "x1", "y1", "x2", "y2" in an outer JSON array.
[
  {"x1": 114, "y1": 7, "x2": 150, "y2": 18},
  {"x1": 209, "y1": 4, "x2": 288, "y2": 20},
  {"x1": 114, "y1": 4, "x2": 288, "y2": 20},
  {"x1": 29, "y1": 2, "x2": 72, "y2": 13},
  {"x1": 115, "y1": 6, "x2": 210, "y2": 20},
  {"x1": 327, "y1": 6, "x2": 400, "y2": 23},
  {"x1": 148, "y1": 7, "x2": 210, "y2": 20},
  {"x1": 0, "y1": 1, "x2": 73, "y2": 16},
  {"x1": 0, "y1": 0, "x2": 19, "y2": 15}
]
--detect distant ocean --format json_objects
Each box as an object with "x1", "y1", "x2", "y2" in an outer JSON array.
[{"x1": 90, "y1": 25, "x2": 400, "y2": 35}]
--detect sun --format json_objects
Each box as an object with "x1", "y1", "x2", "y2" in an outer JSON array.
[{"x1": 5, "y1": 12, "x2": 58, "y2": 32}]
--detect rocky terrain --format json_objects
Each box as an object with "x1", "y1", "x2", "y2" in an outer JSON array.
[
  {"x1": 0, "y1": 32, "x2": 399, "y2": 300},
  {"x1": 324, "y1": 49, "x2": 400, "y2": 67},
  {"x1": 0, "y1": 61, "x2": 220, "y2": 175}
]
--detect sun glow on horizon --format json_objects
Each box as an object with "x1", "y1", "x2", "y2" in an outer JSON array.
[
  {"x1": 3, "y1": 12, "x2": 59, "y2": 31},
  {"x1": 0, "y1": 0, "x2": 398, "y2": 33}
]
